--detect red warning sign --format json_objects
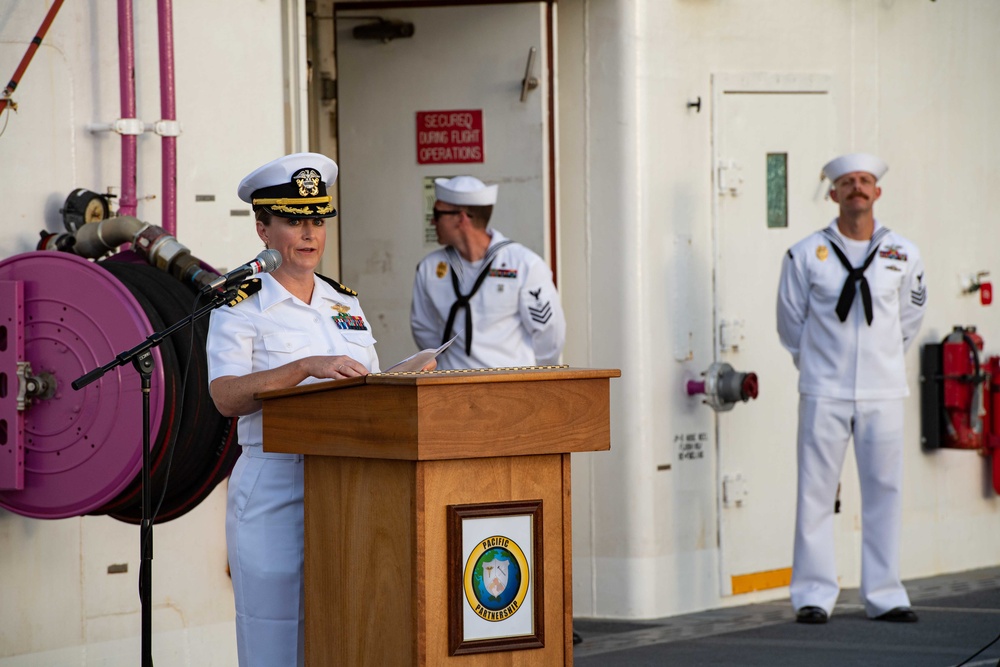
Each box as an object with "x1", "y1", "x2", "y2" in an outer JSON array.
[{"x1": 416, "y1": 110, "x2": 484, "y2": 165}]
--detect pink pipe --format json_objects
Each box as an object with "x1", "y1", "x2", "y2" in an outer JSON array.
[
  {"x1": 157, "y1": 0, "x2": 177, "y2": 236},
  {"x1": 117, "y1": 0, "x2": 138, "y2": 218}
]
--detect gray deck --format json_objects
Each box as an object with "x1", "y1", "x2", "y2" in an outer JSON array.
[{"x1": 573, "y1": 567, "x2": 1000, "y2": 666}]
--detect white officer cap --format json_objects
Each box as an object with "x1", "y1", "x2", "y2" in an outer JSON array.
[
  {"x1": 822, "y1": 153, "x2": 888, "y2": 184},
  {"x1": 238, "y1": 152, "x2": 339, "y2": 219},
  {"x1": 434, "y1": 176, "x2": 498, "y2": 206}
]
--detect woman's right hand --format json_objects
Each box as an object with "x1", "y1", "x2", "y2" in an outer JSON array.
[{"x1": 308, "y1": 355, "x2": 369, "y2": 379}]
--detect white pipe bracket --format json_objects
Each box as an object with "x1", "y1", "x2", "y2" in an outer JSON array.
[{"x1": 153, "y1": 120, "x2": 182, "y2": 137}]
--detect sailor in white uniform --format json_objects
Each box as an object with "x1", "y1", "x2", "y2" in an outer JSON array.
[
  {"x1": 777, "y1": 153, "x2": 927, "y2": 625},
  {"x1": 207, "y1": 153, "x2": 381, "y2": 666},
  {"x1": 410, "y1": 176, "x2": 565, "y2": 370}
]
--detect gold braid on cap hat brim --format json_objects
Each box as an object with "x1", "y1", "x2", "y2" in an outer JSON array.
[
  {"x1": 252, "y1": 196, "x2": 335, "y2": 216},
  {"x1": 252, "y1": 196, "x2": 332, "y2": 206}
]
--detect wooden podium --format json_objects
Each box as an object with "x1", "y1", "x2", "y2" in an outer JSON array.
[{"x1": 258, "y1": 367, "x2": 620, "y2": 666}]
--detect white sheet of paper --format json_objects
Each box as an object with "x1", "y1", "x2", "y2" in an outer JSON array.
[{"x1": 383, "y1": 335, "x2": 458, "y2": 373}]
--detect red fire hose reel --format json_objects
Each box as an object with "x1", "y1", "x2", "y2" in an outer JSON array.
[{"x1": 920, "y1": 325, "x2": 1000, "y2": 494}]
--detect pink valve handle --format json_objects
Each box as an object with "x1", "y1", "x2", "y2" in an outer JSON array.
[{"x1": 686, "y1": 379, "x2": 707, "y2": 396}]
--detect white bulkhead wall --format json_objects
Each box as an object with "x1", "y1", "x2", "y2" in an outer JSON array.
[
  {"x1": 0, "y1": 0, "x2": 299, "y2": 663},
  {"x1": 2, "y1": 0, "x2": 1000, "y2": 662},
  {"x1": 559, "y1": 0, "x2": 1000, "y2": 620}
]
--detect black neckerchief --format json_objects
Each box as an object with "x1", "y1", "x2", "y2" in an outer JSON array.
[
  {"x1": 822, "y1": 226, "x2": 890, "y2": 325},
  {"x1": 442, "y1": 240, "x2": 513, "y2": 354}
]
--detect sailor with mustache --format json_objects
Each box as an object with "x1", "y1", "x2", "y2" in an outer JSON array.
[{"x1": 777, "y1": 153, "x2": 927, "y2": 625}]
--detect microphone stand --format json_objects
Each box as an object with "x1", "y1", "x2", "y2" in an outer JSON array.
[{"x1": 73, "y1": 287, "x2": 237, "y2": 667}]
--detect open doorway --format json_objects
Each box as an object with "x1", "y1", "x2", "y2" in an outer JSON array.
[{"x1": 307, "y1": 0, "x2": 556, "y2": 365}]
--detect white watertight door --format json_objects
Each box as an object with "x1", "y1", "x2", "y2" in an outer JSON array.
[
  {"x1": 712, "y1": 73, "x2": 847, "y2": 597},
  {"x1": 334, "y1": 2, "x2": 552, "y2": 366}
]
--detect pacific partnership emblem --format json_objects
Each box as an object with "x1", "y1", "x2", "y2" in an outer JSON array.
[{"x1": 463, "y1": 535, "x2": 529, "y2": 622}]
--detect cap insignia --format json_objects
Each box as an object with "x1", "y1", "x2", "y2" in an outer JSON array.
[{"x1": 293, "y1": 168, "x2": 321, "y2": 197}]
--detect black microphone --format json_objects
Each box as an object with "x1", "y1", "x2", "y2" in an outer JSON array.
[{"x1": 200, "y1": 249, "x2": 282, "y2": 293}]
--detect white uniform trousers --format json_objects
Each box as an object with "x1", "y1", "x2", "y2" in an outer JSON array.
[
  {"x1": 790, "y1": 395, "x2": 911, "y2": 618},
  {"x1": 227, "y1": 447, "x2": 306, "y2": 667}
]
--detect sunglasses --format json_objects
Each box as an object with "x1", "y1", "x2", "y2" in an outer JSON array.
[{"x1": 431, "y1": 208, "x2": 463, "y2": 221}]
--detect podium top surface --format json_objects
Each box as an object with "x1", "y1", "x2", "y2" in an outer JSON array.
[
  {"x1": 256, "y1": 366, "x2": 621, "y2": 401},
  {"x1": 257, "y1": 367, "x2": 621, "y2": 460}
]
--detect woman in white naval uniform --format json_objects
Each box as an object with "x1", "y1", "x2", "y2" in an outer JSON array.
[
  {"x1": 207, "y1": 153, "x2": 403, "y2": 666},
  {"x1": 777, "y1": 153, "x2": 927, "y2": 625}
]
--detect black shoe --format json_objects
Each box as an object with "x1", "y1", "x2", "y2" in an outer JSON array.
[
  {"x1": 573, "y1": 631, "x2": 583, "y2": 645},
  {"x1": 796, "y1": 606, "x2": 829, "y2": 624},
  {"x1": 873, "y1": 607, "x2": 918, "y2": 622}
]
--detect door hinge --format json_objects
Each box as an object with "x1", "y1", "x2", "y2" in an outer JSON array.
[
  {"x1": 723, "y1": 473, "x2": 748, "y2": 508},
  {"x1": 717, "y1": 159, "x2": 743, "y2": 196},
  {"x1": 719, "y1": 318, "x2": 745, "y2": 353}
]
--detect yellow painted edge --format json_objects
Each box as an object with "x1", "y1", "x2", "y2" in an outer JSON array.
[{"x1": 731, "y1": 567, "x2": 793, "y2": 595}]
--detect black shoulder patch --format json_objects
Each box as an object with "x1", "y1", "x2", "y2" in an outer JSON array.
[
  {"x1": 316, "y1": 273, "x2": 358, "y2": 297},
  {"x1": 225, "y1": 278, "x2": 262, "y2": 307},
  {"x1": 787, "y1": 249, "x2": 794, "y2": 260}
]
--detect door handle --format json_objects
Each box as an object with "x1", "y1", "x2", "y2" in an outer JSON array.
[{"x1": 520, "y1": 47, "x2": 539, "y2": 102}]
